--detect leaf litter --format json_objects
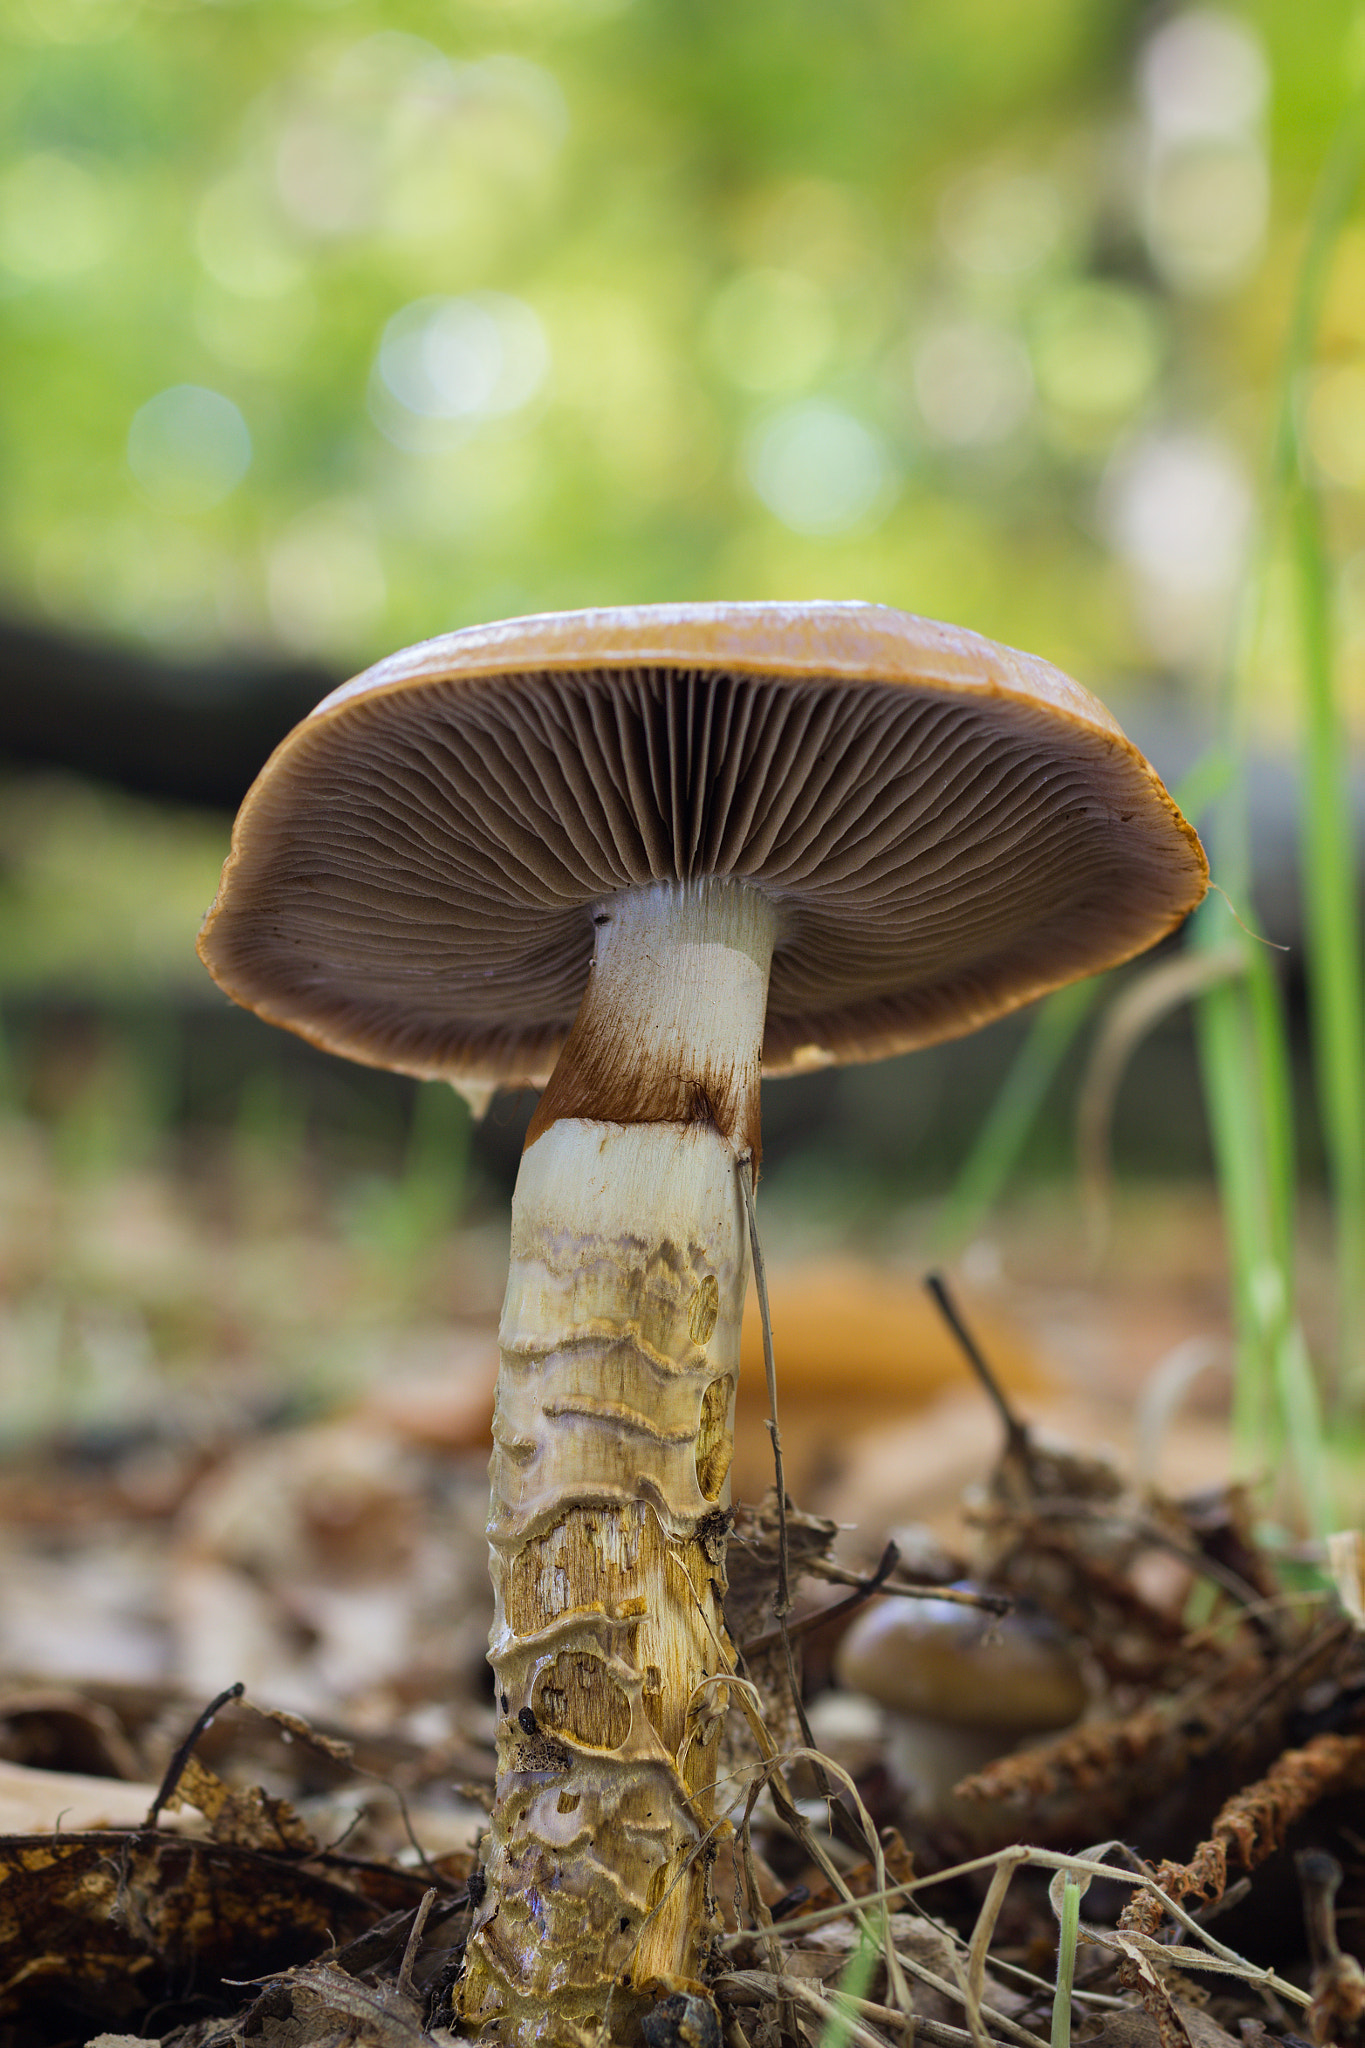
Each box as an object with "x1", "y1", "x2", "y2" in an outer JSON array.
[{"x1": 2, "y1": 1183, "x2": 1363, "y2": 2048}]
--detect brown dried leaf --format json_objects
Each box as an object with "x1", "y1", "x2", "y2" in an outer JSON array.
[
  {"x1": 211, "y1": 1960, "x2": 443, "y2": 2047},
  {"x1": 0, "y1": 1688, "x2": 146, "y2": 1782},
  {"x1": 724, "y1": 1494, "x2": 841, "y2": 1770},
  {"x1": 0, "y1": 1829, "x2": 433, "y2": 2027},
  {"x1": 0, "y1": 1759, "x2": 165, "y2": 1835},
  {"x1": 163, "y1": 1752, "x2": 316, "y2": 1854},
  {"x1": 725, "y1": 1495, "x2": 841, "y2": 1649},
  {"x1": 791, "y1": 1830, "x2": 917, "y2": 1918},
  {"x1": 1109, "y1": 1934, "x2": 1197, "y2": 2048},
  {"x1": 253, "y1": 1704, "x2": 356, "y2": 1768},
  {"x1": 1084, "y1": 2004, "x2": 1243, "y2": 2048}
]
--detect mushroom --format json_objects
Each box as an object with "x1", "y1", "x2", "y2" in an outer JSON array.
[
  {"x1": 834, "y1": 1591, "x2": 1088, "y2": 1810},
  {"x1": 196, "y1": 600, "x2": 1206, "y2": 2045}
]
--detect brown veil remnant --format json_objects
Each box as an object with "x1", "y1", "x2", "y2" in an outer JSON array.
[
  {"x1": 197, "y1": 601, "x2": 1208, "y2": 2048},
  {"x1": 199, "y1": 601, "x2": 1207, "y2": 1097}
]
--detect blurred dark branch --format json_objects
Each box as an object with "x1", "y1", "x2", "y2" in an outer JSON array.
[{"x1": 0, "y1": 616, "x2": 337, "y2": 810}]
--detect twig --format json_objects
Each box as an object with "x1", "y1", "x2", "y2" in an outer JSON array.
[
  {"x1": 739, "y1": 1155, "x2": 790, "y2": 1617},
  {"x1": 396, "y1": 1886, "x2": 438, "y2": 2002},
  {"x1": 145, "y1": 1681, "x2": 245, "y2": 1827},
  {"x1": 738, "y1": 1154, "x2": 862, "y2": 1847},
  {"x1": 742, "y1": 1556, "x2": 1011, "y2": 1658},
  {"x1": 924, "y1": 1271, "x2": 1031, "y2": 1460},
  {"x1": 721, "y1": 1687, "x2": 912, "y2": 2018},
  {"x1": 968, "y1": 1848, "x2": 1030, "y2": 2025},
  {"x1": 741, "y1": 1543, "x2": 902, "y2": 1657},
  {"x1": 811, "y1": 1564, "x2": 1009, "y2": 1611},
  {"x1": 717, "y1": 1977, "x2": 1010, "y2": 2048},
  {"x1": 723, "y1": 1967, "x2": 911, "y2": 2048}
]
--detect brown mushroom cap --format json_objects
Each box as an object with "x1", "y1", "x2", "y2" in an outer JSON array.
[
  {"x1": 197, "y1": 601, "x2": 1207, "y2": 1088},
  {"x1": 835, "y1": 1594, "x2": 1087, "y2": 1733}
]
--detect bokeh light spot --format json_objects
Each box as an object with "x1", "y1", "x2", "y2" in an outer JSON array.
[
  {"x1": 371, "y1": 293, "x2": 549, "y2": 452},
  {"x1": 195, "y1": 280, "x2": 316, "y2": 375},
  {"x1": 195, "y1": 177, "x2": 306, "y2": 299},
  {"x1": 1104, "y1": 430, "x2": 1249, "y2": 591},
  {"x1": 745, "y1": 402, "x2": 894, "y2": 535},
  {"x1": 1135, "y1": 10, "x2": 1269, "y2": 299},
  {"x1": 126, "y1": 386, "x2": 252, "y2": 514},
  {"x1": 16, "y1": 0, "x2": 139, "y2": 43},
  {"x1": 0, "y1": 154, "x2": 122, "y2": 282},
  {"x1": 1031, "y1": 284, "x2": 1163, "y2": 428},
  {"x1": 1137, "y1": 9, "x2": 1268, "y2": 145},
  {"x1": 1143, "y1": 138, "x2": 1268, "y2": 298},
  {"x1": 704, "y1": 269, "x2": 834, "y2": 395},
  {"x1": 937, "y1": 167, "x2": 1065, "y2": 279},
  {"x1": 274, "y1": 34, "x2": 459, "y2": 238},
  {"x1": 913, "y1": 319, "x2": 1033, "y2": 448},
  {"x1": 276, "y1": 115, "x2": 377, "y2": 238},
  {"x1": 1102, "y1": 428, "x2": 1251, "y2": 666},
  {"x1": 736, "y1": 178, "x2": 875, "y2": 291}
]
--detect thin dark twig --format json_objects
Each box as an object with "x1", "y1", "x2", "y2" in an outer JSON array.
[
  {"x1": 925, "y1": 1271, "x2": 1030, "y2": 1459},
  {"x1": 359, "y1": 1771, "x2": 449, "y2": 1891},
  {"x1": 812, "y1": 1563, "x2": 1012, "y2": 1612},
  {"x1": 738, "y1": 1155, "x2": 863, "y2": 1842},
  {"x1": 318, "y1": 1805, "x2": 368, "y2": 1857},
  {"x1": 145, "y1": 1682, "x2": 245, "y2": 1826},
  {"x1": 742, "y1": 1542, "x2": 903, "y2": 1657},
  {"x1": 740, "y1": 1155, "x2": 790, "y2": 1617}
]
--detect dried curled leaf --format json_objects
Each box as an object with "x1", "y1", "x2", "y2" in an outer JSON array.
[{"x1": 162, "y1": 1751, "x2": 317, "y2": 1854}]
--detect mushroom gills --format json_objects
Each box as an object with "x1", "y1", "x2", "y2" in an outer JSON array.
[{"x1": 462, "y1": 879, "x2": 777, "y2": 2043}]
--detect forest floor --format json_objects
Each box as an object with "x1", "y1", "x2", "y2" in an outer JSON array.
[{"x1": 0, "y1": 1110, "x2": 1358, "y2": 2048}]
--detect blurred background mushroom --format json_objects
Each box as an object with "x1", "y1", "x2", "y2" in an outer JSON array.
[{"x1": 834, "y1": 1591, "x2": 1088, "y2": 1811}]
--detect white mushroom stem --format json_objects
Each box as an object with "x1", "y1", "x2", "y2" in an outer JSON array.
[{"x1": 461, "y1": 880, "x2": 779, "y2": 2047}]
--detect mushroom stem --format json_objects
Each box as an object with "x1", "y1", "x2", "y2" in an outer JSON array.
[{"x1": 461, "y1": 880, "x2": 778, "y2": 2047}]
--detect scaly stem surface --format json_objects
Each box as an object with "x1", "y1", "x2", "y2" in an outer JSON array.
[{"x1": 460, "y1": 880, "x2": 778, "y2": 2046}]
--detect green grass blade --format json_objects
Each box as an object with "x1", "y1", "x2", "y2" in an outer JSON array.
[
  {"x1": 1273, "y1": 51, "x2": 1365, "y2": 1404},
  {"x1": 1186, "y1": 25, "x2": 1365, "y2": 1512},
  {"x1": 817, "y1": 1927, "x2": 879, "y2": 2048},
  {"x1": 1288, "y1": 373, "x2": 1365, "y2": 1406},
  {"x1": 1193, "y1": 963, "x2": 1274, "y2": 1459},
  {"x1": 934, "y1": 978, "x2": 1098, "y2": 1252},
  {"x1": 1050, "y1": 1874, "x2": 1081, "y2": 2048}
]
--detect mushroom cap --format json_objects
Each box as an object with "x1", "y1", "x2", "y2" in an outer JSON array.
[
  {"x1": 197, "y1": 601, "x2": 1207, "y2": 1089},
  {"x1": 835, "y1": 1593, "x2": 1087, "y2": 1733}
]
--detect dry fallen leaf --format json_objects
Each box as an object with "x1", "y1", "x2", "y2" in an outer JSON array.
[{"x1": 0, "y1": 1827, "x2": 443, "y2": 2030}]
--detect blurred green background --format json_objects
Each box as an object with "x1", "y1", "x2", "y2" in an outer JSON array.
[
  {"x1": 6, "y1": 0, "x2": 1359, "y2": 684},
  {"x1": 0, "y1": 0, "x2": 1361, "y2": 1228}
]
